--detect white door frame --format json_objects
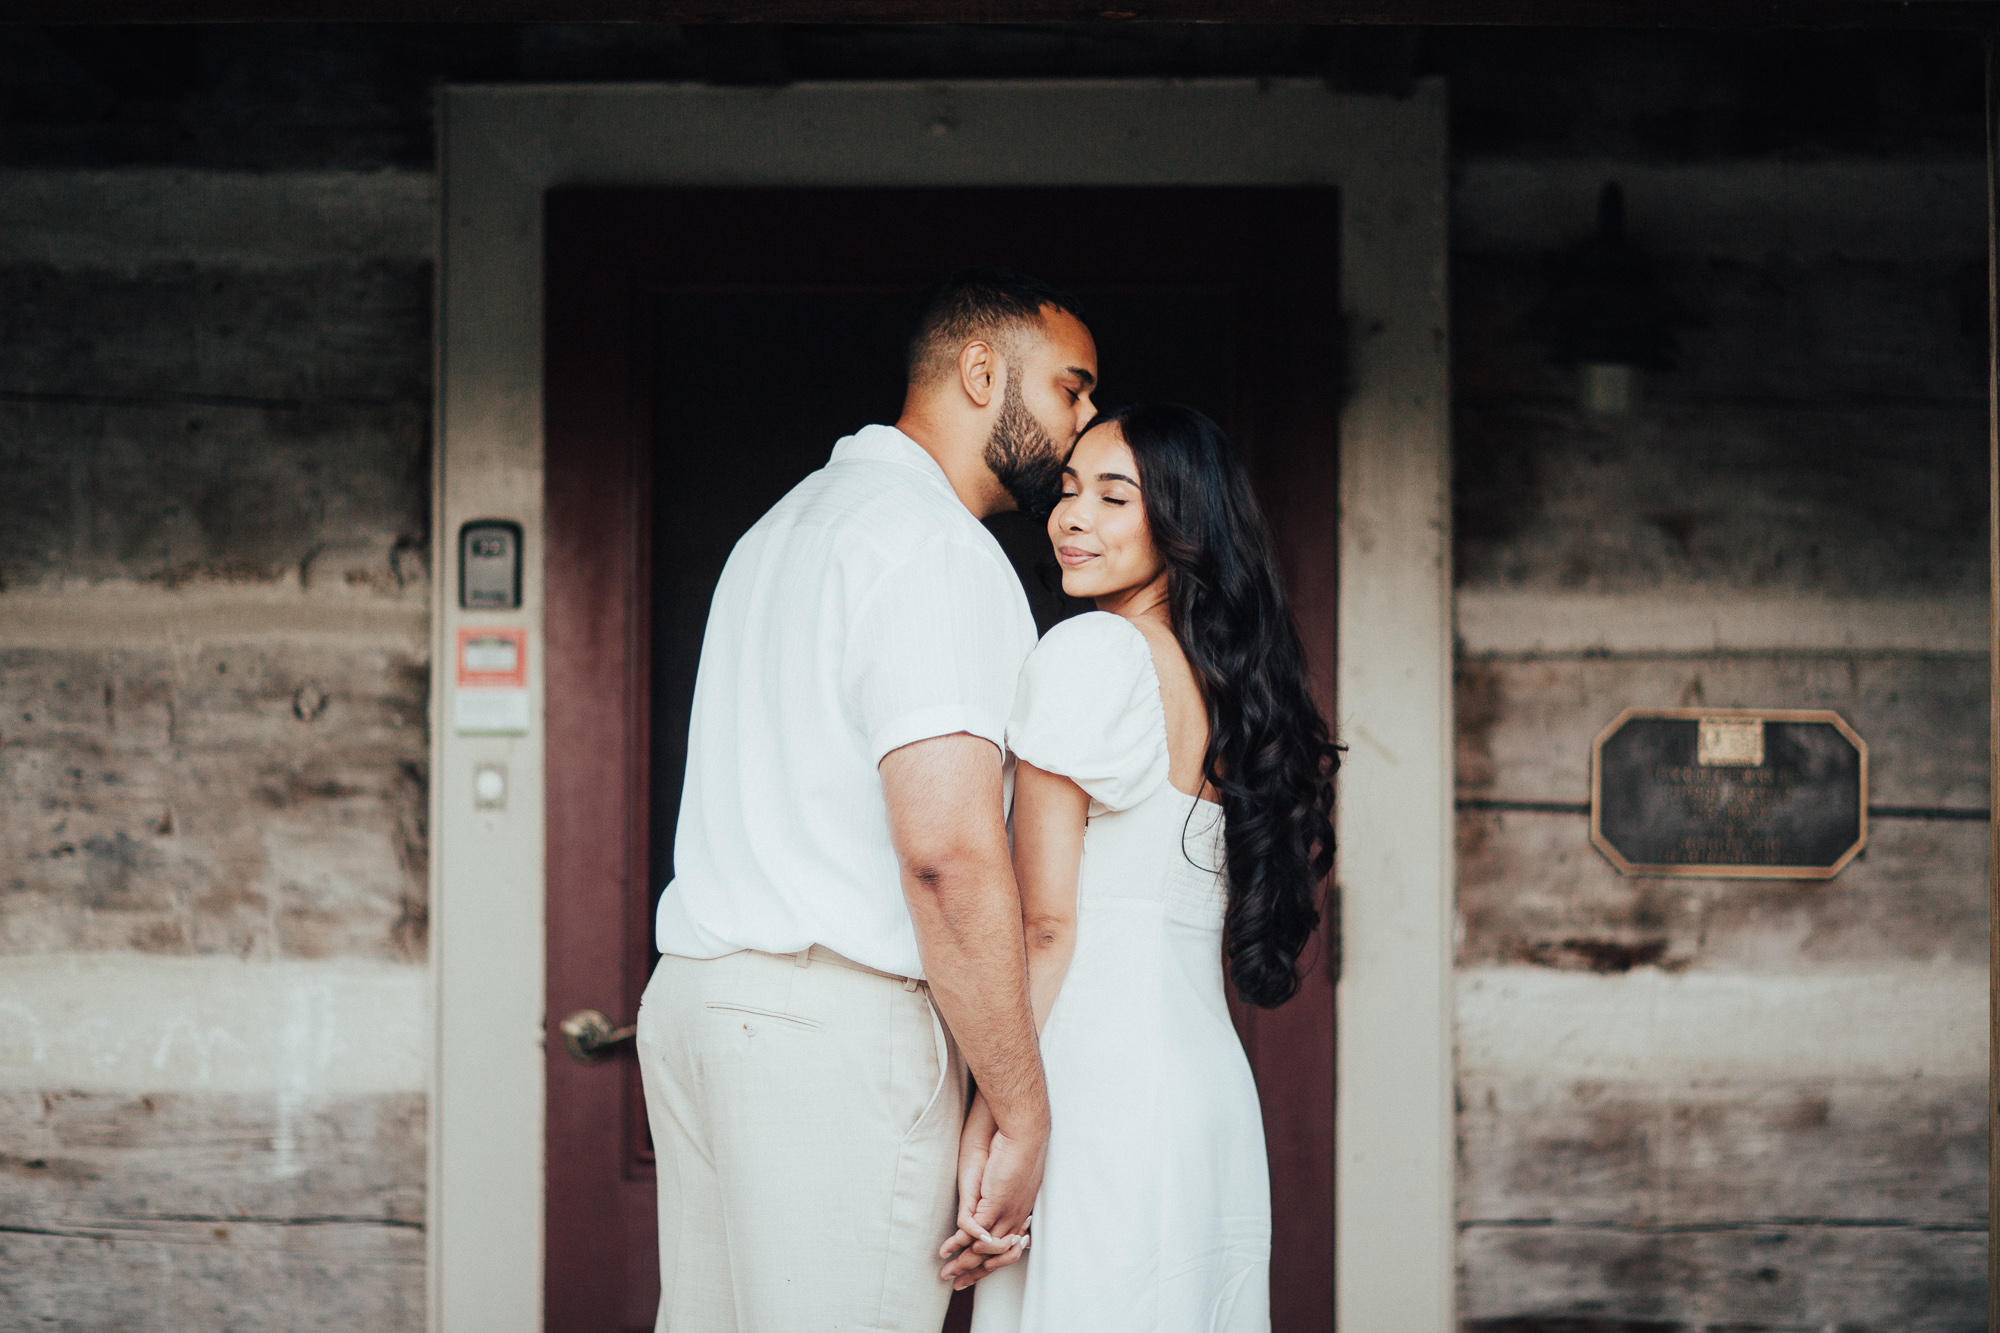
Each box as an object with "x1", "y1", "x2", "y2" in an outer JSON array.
[{"x1": 433, "y1": 77, "x2": 1453, "y2": 1333}]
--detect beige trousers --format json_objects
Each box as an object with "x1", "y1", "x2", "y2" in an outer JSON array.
[{"x1": 636, "y1": 946, "x2": 966, "y2": 1333}]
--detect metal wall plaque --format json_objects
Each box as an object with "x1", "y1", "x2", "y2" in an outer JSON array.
[{"x1": 1590, "y1": 708, "x2": 1867, "y2": 879}]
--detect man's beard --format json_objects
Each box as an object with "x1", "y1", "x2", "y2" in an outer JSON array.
[{"x1": 982, "y1": 372, "x2": 1068, "y2": 517}]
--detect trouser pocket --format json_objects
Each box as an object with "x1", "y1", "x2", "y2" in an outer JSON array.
[
  {"x1": 700, "y1": 1001, "x2": 823, "y2": 1034},
  {"x1": 899, "y1": 992, "x2": 954, "y2": 1145}
]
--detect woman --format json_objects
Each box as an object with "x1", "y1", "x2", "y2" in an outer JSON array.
[{"x1": 945, "y1": 403, "x2": 1340, "y2": 1331}]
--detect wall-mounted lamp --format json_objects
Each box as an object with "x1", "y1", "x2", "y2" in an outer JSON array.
[{"x1": 1548, "y1": 182, "x2": 1676, "y2": 416}]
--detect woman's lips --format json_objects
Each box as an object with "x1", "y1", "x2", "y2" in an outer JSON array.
[{"x1": 1056, "y1": 546, "x2": 1098, "y2": 567}]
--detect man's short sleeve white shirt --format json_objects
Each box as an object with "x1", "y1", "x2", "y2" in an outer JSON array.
[{"x1": 654, "y1": 424, "x2": 1039, "y2": 979}]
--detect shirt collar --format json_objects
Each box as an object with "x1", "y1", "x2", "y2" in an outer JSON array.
[{"x1": 829, "y1": 424, "x2": 961, "y2": 502}]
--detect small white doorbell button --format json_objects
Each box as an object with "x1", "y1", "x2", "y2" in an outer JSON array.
[{"x1": 473, "y1": 762, "x2": 507, "y2": 810}]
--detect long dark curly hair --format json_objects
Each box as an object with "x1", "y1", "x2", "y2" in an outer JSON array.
[{"x1": 1079, "y1": 402, "x2": 1340, "y2": 1008}]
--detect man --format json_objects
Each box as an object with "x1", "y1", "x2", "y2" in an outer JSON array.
[{"x1": 635, "y1": 269, "x2": 1100, "y2": 1332}]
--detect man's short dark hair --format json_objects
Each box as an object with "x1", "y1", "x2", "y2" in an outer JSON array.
[{"x1": 905, "y1": 268, "x2": 1084, "y2": 387}]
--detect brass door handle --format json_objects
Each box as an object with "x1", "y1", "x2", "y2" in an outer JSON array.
[{"x1": 559, "y1": 1009, "x2": 637, "y2": 1064}]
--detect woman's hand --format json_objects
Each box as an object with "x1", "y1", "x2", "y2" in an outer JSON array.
[
  {"x1": 939, "y1": 1093, "x2": 997, "y2": 1271},
  {"x1": 938, "y1": 1092, "x2": 1039, "y2": 1288}
]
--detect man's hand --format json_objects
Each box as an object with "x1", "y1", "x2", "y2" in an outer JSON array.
[{"x1": 960, "y1": 1124, "x2": 1045, "y2": 1282}]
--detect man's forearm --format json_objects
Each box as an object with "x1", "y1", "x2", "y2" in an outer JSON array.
[
  {"x1": 904, "y1": 858, "x2": 1049, "y2": 1138},
  {"x1": 881, "y1": 734, "x2": 1049, "y2": 1139}
]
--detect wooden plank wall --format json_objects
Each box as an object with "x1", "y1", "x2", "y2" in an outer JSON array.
[
  {"x1": 0, "y1": 24, "x2": 1986, "y2": 1332},
  {"x1": 0, "y1": 168, "x2": 435, "y2": 1329},
  {"x1": 1453, "y1": 153, "x2": 1991, "y2": 1330}
]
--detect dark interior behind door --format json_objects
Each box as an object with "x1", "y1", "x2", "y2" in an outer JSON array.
[{"x1": 545, "y1": 188, "x2": 1339, "y2": 1333}]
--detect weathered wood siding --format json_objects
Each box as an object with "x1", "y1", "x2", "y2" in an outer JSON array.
[
  {"x1": 0, "y1": 24, "x2": 1985, "y2": 1332},
  {"x1": 0, "y1": 642, "x2": 428, "y2": 959},
  {"x1": 0, "y1": 1090, "x2": 424, "y2": 1331},
  {"x1": 0, "y1": 166, "x2": 434, "y2": 1330},
  {"x1": 1454, "y1": 150, "x2": 1989, "y2": 1331}
]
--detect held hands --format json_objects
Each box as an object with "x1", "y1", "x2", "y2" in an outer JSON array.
[{"x1": 938, "y1": 1092, "x2": 1045, "y2": 1290}]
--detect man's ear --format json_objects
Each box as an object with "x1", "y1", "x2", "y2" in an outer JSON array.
[{"x1": 957, "y1": 339, "x2": 999, "y2": 410}]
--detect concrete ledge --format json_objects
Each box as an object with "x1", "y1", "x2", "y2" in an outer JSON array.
[
  {"x1": 0, "y1": 583, "x2": 429, "y2": 652},
  {"x1": 0, "y1": 954, "x2": 427, "y2": 1096},
  {"x1": 1457, "y1": 589, "x2": 1988, "y2": 657},
  {"x1": 0, "y1": 169, "x2": 436, "y2": 270},
  {"x1": 1458, "y1": 964, "x2": 1988, "y2": 1081}
]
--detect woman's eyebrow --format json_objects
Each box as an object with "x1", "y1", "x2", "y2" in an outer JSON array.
[{"x1": 1096, "y1": 472, "x2": 1140, "y2": 486}]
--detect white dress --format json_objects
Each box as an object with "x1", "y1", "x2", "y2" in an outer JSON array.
[{"x1": 971, "y1": 612, "x2": 1272, "y2": 1333}]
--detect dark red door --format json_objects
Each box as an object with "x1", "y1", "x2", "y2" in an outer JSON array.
[{"x1": 544, "y1": 188, "x2": 1340, "y2": 1333}]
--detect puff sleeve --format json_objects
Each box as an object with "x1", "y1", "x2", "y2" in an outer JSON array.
[{"x1": 1005, "y1": 612, "x2": 1169, "y2": 812}]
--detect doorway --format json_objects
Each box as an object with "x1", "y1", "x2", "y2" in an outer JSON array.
[
  {"x1": 435, "y1": 76, "x2": 1450, "y2": 1333},
  {"x1": 543, "y1": 187, "x2": 1340, "y2": 1330}
]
